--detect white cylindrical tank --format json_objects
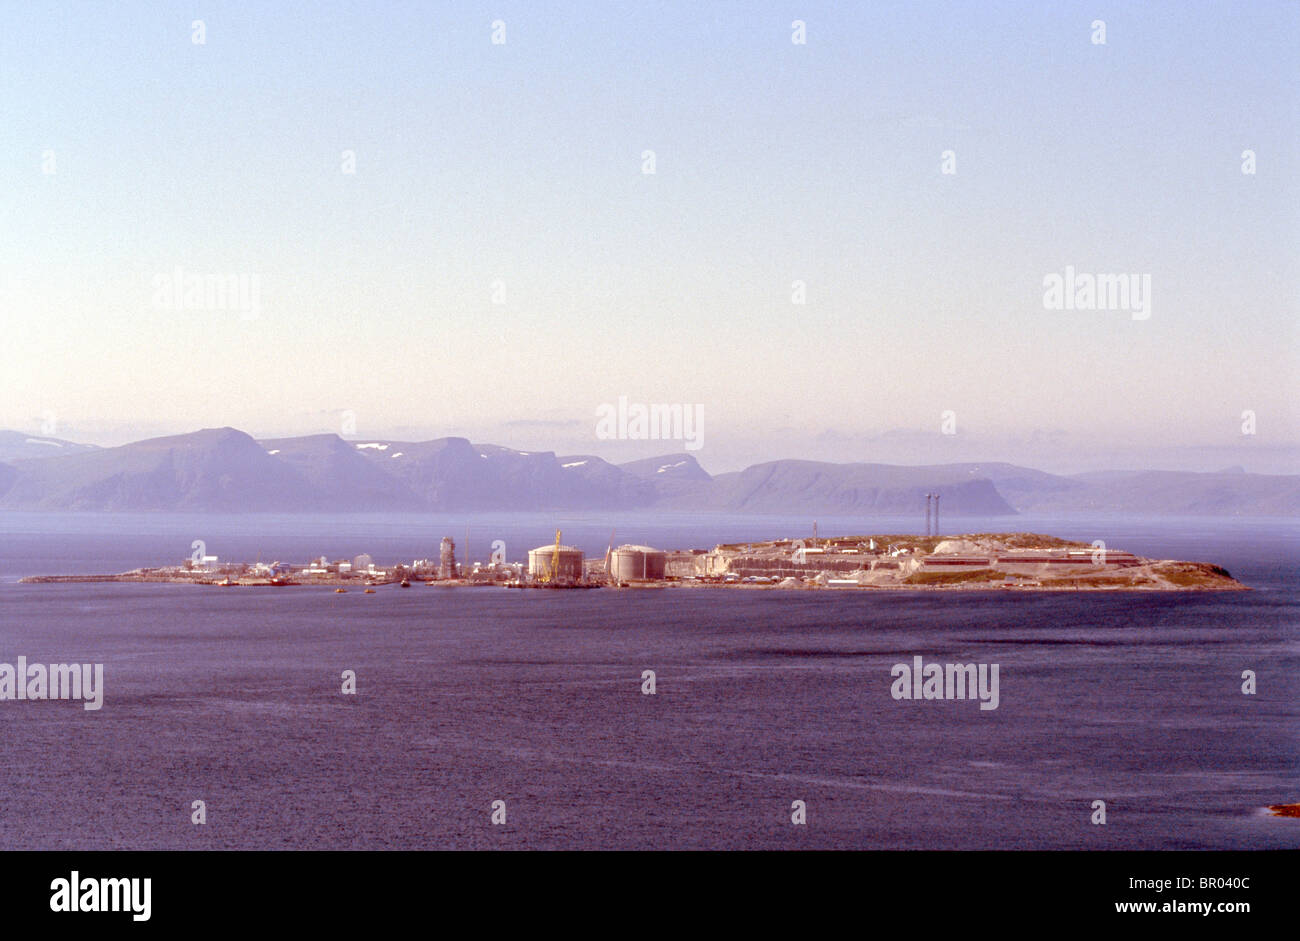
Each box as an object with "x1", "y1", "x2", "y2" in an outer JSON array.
[
  {"x1": 528, "y1": 544, "x2": 585, "y2": 580},
  {"x1": 609, "y1": 545, "x2": 666, "y2": 581}
]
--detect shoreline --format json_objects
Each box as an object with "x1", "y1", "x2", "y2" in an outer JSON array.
[
  {"x1": 16, "y1": 573, "x2": 1248, "y2": 592},
  {"x1": 14, "y1": 532, "x2": 1251, "y2": 592}
]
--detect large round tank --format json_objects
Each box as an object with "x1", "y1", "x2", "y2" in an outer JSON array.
[
  {"x1": 528, "y1": 544, "x2": 585, "y2": 580},
  {"x1": 609, "y1": 545, "x2": 666, "y2": 581}
]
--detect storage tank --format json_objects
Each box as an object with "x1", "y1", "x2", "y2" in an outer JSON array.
[
  {"x1": 609, "y1": 545, "x2": 667, "y2": 581},
  {"x1": 528, "y1": 544, "x2": 585, "y2": 580}
]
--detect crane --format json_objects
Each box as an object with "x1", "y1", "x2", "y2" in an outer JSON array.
[{"x1": 538, "y1": 528, "x2": 562, "y2": 584}]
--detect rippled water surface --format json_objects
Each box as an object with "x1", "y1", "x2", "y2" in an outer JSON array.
[{"x1": 0, "y1": 513, "x2": 1295, "y2": 849}]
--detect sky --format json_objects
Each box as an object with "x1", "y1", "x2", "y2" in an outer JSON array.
[{"x1": 1, "y1": 1, "x2": 1297, "y2": 474}]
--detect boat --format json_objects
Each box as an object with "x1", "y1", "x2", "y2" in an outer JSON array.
[
  {"x1": 335, "y1": 587, "x2": 347, "y2": 593},
  {"x1": 399, "y1": 578, "x2": 411, "y2": 588},
  {"x1": 364, "y1": 588, "x2": 376, "y2": 594},
  {"x1": 217, "y1": 577, "x2": 236, "y2": 587}
]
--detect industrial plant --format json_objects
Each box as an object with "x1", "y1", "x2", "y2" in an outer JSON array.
[{"x1": 17, "y1": 493, "x2": 1244, "y2": 592}]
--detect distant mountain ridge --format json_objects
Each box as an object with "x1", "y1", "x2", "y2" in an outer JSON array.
[
  {"x1": 0, "y1": 430, "x2": 99, "y2": 462},
  {"x1": 0, "y1": 427, "x2": 1295, "y2": 516}
]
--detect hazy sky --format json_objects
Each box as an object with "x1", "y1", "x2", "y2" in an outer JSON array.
[{"x1": 2, "y1": 1, "x2": 1296, "y2": 473}]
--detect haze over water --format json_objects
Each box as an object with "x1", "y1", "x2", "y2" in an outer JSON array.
[{"x1": 0, "y1": 513, "x2": 1295, "y2": 849}]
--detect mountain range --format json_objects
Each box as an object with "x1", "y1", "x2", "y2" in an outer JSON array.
[{"x1": 0, "y1": 427, "x2": 1294, "y2": 516}]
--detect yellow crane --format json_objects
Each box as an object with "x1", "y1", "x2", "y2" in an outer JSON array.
[{"x1": 538, "y1": 528, "x2": 562, "y2": 584}]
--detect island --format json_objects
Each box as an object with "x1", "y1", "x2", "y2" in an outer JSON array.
[{"x1": 18, "y1": 532, "x2": 1247, "y2": 591}]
